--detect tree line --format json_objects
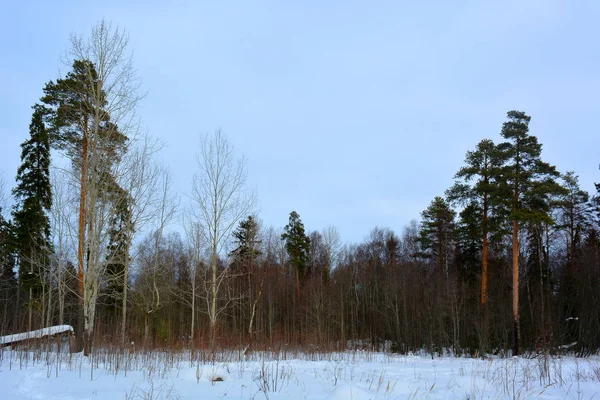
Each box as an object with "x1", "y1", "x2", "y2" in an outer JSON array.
[{"x1": 0, "y1": 21, "x2": 599, "y2": 357}]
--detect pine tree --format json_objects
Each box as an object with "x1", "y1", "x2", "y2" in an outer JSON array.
[
  {"x1": 281, "y1": 211, "x2": 311, "y2": 298},
  {"x1": 39, "y1": 59, "x2": 127, "y2": 353},
  {"x1": 419, "y1": 196, "x2": 456, "y2": 279},
  {"x1": 446, "y1": 138, "x2": 508, "y2": 351},
  {"x1": 497, "y1": 110, "x2": 564, "y2": 355}
]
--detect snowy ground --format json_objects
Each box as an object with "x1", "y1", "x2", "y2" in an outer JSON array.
[{"x1": 1, "y1": 346, "x2": 599, "y2": 399}]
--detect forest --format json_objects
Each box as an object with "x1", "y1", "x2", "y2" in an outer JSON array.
[{"x1": 1, "y1": 20, "x2": 599, "y2": 361}]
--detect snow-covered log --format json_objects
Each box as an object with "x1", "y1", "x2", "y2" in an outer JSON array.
[{"x1": 0, "y1": 325, "x2": 74, "y2": 346}]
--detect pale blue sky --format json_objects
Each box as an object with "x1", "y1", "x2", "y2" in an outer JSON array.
[{"x1": 1, "y1": 1, "x2": 599, "y2": 243}]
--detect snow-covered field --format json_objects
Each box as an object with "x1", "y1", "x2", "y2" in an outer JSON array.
[{"x1": 1, "y1": 346, "x2": 599, "y2": 399}]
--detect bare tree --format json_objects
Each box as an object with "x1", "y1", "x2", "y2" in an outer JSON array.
[
  {"x1": 189, "y1": 130, "x2": 255, "y2": 349},
  {"x1": 0, "y1": 172, "x2": 7, "y2": 216},
  {"x1": 173, "y1": 219, "x2": 204, "y2": 343},
  {"x1": 322, "y1": 226, "x2": 341, "y2": 276},
  {"x1": 112, "y1": 134, "x2": 166, "y2": 344},
  {"x1": 134, "y1": 168, "x2": 178, "y2": 344},
  {"x1": 49, "y1": 168, "x2": 78, "y2": 326},
  {"x1": 66, "y1": 20, "x2": 142, "y2": 355}
]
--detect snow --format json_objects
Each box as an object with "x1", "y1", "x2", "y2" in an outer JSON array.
[
  {"x1": 0, "y1": 348, "x2": 599, "y2": 399},
  {"x1": 0, "y1": 325, "x2": 73, "y2": 345}
]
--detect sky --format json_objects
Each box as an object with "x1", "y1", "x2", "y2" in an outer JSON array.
[{"x1": 1, "y1": 0, "x2": 599, "y2": 244}]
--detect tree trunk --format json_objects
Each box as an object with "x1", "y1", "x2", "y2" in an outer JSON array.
[
  {"x1": 76, "y1": 127, "x2": 88, "y2": 353},
  {"x1": 209, "y1": 252, "x2": 217, "y2": 351},
  {"x1": 481, "y1": 194, "x2": 489, "y2": 353},
  {"x1": 190, "y1": 281, "x2": 195, "y2": 343},
  {"x1": 28, "y1": 286, "x2": 32, "y2": 332},
  {"x1": 340, "y1": 287, "x2": 345, "y2": 344},
  {"x1": 248, "y1": 276, "x2": 264, "y2": 341},
  {"x1": 295, "y1": 268, "x2": 301, "y2": 299},
  {"x1": 46, "y1": 283, "x2": 52, "y2": 328},
  {"x1": 121, "y1": 260, "x2": 128, "y2": 346},
  {"x1": 144, "y1": 312, "x2": 151, "y2": 346},
  {"x1": 512, "y1": 218, "x2": 520, "y2": 356},
  {"x1": 58, "y1": 261, "x2": 65, "y2": 326}
]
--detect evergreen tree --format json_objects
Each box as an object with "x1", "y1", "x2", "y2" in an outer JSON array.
[
  {"x1": 419, "y1": 196, "x2": 456, "y2": 279},
  {"x1": 446, "y1": 138, "x2": 508, "y2": 351},
  {"x1": 557, "y1": 172, "x2": 590, "y2": 267},
  {"x1": 230, "y1": 215, "x2": 261, "y2": 272},
  {"x1": 0, "y1": 213, "x2": 16, "y2": 279},
  {"x1": 39, "y1": 59, "x2": 127, "y2": 353},
  {"x1": 555, "y1": 173, "x2": 590, "y2": 348},
  {"x1": 281, "y1": 211, "x2": 311, "y2": 297},
  {"x1": 12, "y1": 108, "x2": 53, "y2": 296},
  {"x1": 453, "y1": 202, "x2": 481, "y2": 285},
  {"x1": 0, "y1": 212, "x2": 17, "y2": 332},
  {"x1": 592, "y1": 168, "x2": 600, "y2": 228},
  {"x1": 497, "y1": 110, "x2": 564, "y2": 355},
  {"x1": 105, "y1": 184, "x2": 132, "y2": 315}
]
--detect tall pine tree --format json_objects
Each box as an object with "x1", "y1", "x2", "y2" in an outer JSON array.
[
  {"x1": 446, "y1": 138, "x2": 508, "y2": 351},
  {"x1": 497, "y1": 110, "x2": 563, "y2": 355},
  {"x1": 39, "y1": 59, "x2": 127, "y2": 353}
]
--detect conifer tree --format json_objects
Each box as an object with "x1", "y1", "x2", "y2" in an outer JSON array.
[
  {"x1": 446, "y1": 138, "x2": 508, "y2": 351},
  {"x1": 230, "y1": 215, "x2": 261, "y2": 272},
  {"x1": 0, "y1": 212, "x2": 17, "y2": 332},
  {"x1": 12, "y1": 109, "x2": 53, "y2": 290},
  {"x1": 39, "y1": 47, "x2": 130, "y2": 354},
  {"x1": 453, "y1": 202, "x2": 482, "y2": 284},
  {"x1": 281, "y1": 211, "x2": 311, "y2": 298},
  {"x1": 105, "y1": 184, "x2": 132, "y2": 315},
  {"x1": 418, "y1": 196, "x2": 456, "y2": 279},
  {"x1": 558, "y1": 172, "x2": 590, "y2": 267},
  {"x1": 497, "y1": 110, "x2": 563, "y2": 355},
  {"x1": 12, "y1": 108, "x2": 53, "y2": 330}
]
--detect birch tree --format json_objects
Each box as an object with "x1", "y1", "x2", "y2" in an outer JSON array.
[
  {"x1": 108, "y1": 134, "x2": 165, "y2": 344},
  {"x1": 134, "y1": 168, "x2": 177, "y2": 344},
  {"x1": 49, "y1": 169, "x2": 78, "y2": 326},
  {"x1": 0, "y1": 173, "x2": 7, "y2": 215},
  {"x1": 40, "y1": 20, "x2": 141, "y2": 355},
  {"x1": 189, "y1": 130, "x2": 255, "y2": 349}
]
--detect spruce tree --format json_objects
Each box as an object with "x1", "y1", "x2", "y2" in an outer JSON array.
[
  {"x1": 230, "y1": 215, "x2": 261, "y2": 272},
  {"x1": 12, "y1": 108, "x2": 53, "y2": 331},
  {"x1": 281, "y1": 211, "x2": 311, "y2": 298},
  {"x1": 558, "y1": 172, "x2": 590, "y2": 267},
  {"x1": 418, "y1": 196, "x2": 456, "y2": 279},
  {"x1": 592, "y1": 168, "x2": 600, "y2": 229},
  {"x1": 12, "y1": 108, "x2": 53, "y2": 296},
  {"x1": 497, "y1": 110, "x2": 564, "y2": 355},
  {"x1": 105, "y1": 184, "x2": 132, "y2": 315},
  {"x1": 0, "y1": 212, "x2": 17, "y2": 332}
]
